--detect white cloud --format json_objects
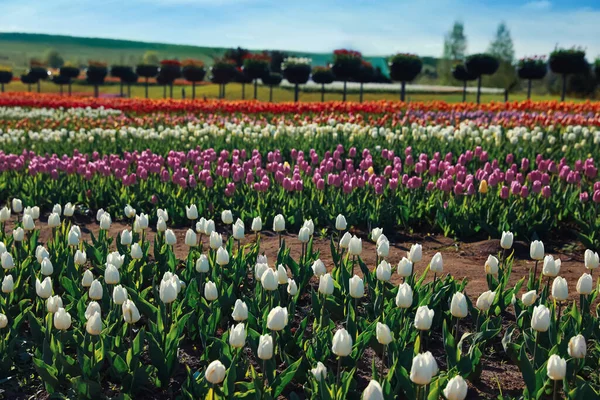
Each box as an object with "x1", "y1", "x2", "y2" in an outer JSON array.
[{"x1": 522, "y1": 1, "x2": 551, "y2": 11}]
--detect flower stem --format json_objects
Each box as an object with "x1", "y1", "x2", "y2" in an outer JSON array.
[
  {"x1": 336, "y1": 357, "x2": 342, "y2": 388},
  {"x1": 532, "y1": 330, "x2": 539, "y2": 366}
]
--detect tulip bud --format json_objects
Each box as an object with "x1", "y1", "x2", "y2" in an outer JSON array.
[
  {"x1": 408, "y1": 243, "x2": 422, "y2": 263},
  {"x1": 134, "y1": 213, "x2": 148, "y2": 232},
  {"x1": 157, "y1": 217, "x2": 167, "y2": 233},
  {"x1": 63, "y1": 202, "x2": 75, "y2": 217},
  {"x1": 376, "y1": 260, "x2": 392, "y2": 282},
  {"x1": 0, "y1": 313, "x2": 7, "y2": 329},
  {"x1": 311, "y1": 362, "x2": 327, "y2": 381},
  {"x1": 157, "y1": 208, "x2": 168, "y2": 222},
  {"x1": 214, "y1": 247, "x2": 228, "y2": 266},
  {"x1": 551, "y1": 276, "x2": 568, "y2": 301},
  {"x1": 331, "y1": 328, "x2": 353, "y2": 357},
  {"x1": 105, "y1": 264, "x2": 120, "y2": 285},
  {"x1": 257, "y1": 334, "x2": 273, "y2": 360},
  {"x1": 22, "y1": 214, "x2": 35, "y2": 231},
  {"x1": 348, "y1": 236, "x2": 362, "y2": 256},
  {"x1": 312, "y1": 259, "x2": 326, "y2": 277},
  {"x1": 184, "y1": 229, "x2": 196, "y2": 247},
  {"x1": 430, "y1": 252, "x2": 443, "y2": 273},
  {"x1": 112, "y1": 285, "x2": 128, "y2": 305},
  {"x1": 221, "y1": 210, "x2": 233, "y2": 225},
  {"x1": 546, "y1": 355, "x2": 566, "y2": 381},
  {"x1": 86, "y1": 311, "x2": 102, "y2": 335},
  {"x1": 36, "y1": 277, "x2": 52, "y2": 299},
  {"x1": 229, "y1": 323, "x2": 246, "y2": 348},
  {"x1": 276, "y1": 264, "x2": 288, "y2": 284},
  {"x1": 318, "y1": 273, "x2": 334, "y2": 296},
  {"x1": 371, "y1": 227, "x2": 383, "y2": 242},
  {"x1": 74, "y1": 249, "x2": 87, "y2": 266},
  {"x1": 12, "y1": 227, "x2": 24, "y2": 242},
  {"x1": 251, "y1": 217, "x2": 262, "y2": 232},
  {"x1": 12, "y1": 198, "x2": 22, "y2": 213},
  {"x1": 48, "y1": 213, "x2": 61, "y2": 228},
  {"x1": 35, "y1": 245, "x2": 49, "y2": 263},
  {"x1": 298, "y1": 227, "x2": 310, "y2": 243},
  {"x1": 121, "y1": 229, "x2": 132, "y2": 245},
  {"x1": 397, "y1": 257, "x2": 413, "y2": 277},
  {"x1": 410, "y1": 352, "x2": 438, "y2": 385},
  {"x1": 186, "y1": 205, "x2": 198, "y2": 220},
  {"x1": 122, "y1": 299, "x2": 141, "y2": 324},
  {"x1": 88, "y1": 279, "x2": 103, "y2": 300},
  {"x1": 530, "y1": 240, "x2": 544, "y2": 260},
  {"x1": 542, "y1": 255, "x2": 559, "y2": 277},
  {"x1": 484, "y1": 255, "x2": 499, "y2": 275},
  {"x1": 261, "y1": 268, "x2": 278, "y2": 291},
  {"x1": 521, "y1": 290, "x2": 537, "y2": 306},
  {"x1": 0, "y1": 207, "x2": 10, "y2": 222},
  {"x1": 395, "y1": 282, "x2": 413, "y2": 308},
  {"x1": 107, "y1": 252, "x2": 124, "y2": 269},
  {"x1": 414, "y1": 305, "x2": 434, "y2": 331},
  {"x1": 96, "y1": 208, "x2": 105, "y2": 222},
  {"x1": 576, "y1": 273, "x2": 593, "y2": 295},
  {"x1": 500, "y1": 231, "x2": 513, "y2": 249},
  {"x1": 451, "y1": 292, "x2": 468, "y2": 318},
  {"x1": 85, "y1": 301, "x2": 101, "y2": 320},
  {"x1": 196, "y1": 217, "x2": 206, "y2": 234},
  {"x1": 82, "y1": 270, "x2": 94, "y2": 287},
  {"x1": 204, "y1": 219, "x2": 216, "y2": 236},
  {"x1": 567, "y1": 334, "x2": 586, "y2": 359},
  {"x1": 1, "y1": 253, "x2": 14, "y2": 270},
  {"x1": 531, "y1": 304, "x2": 550, "y2": 332},
  {"x1": 478, "y1": 180, "x2": 488, "y2": 194},
  {"x1": 204, "y1": 281, "x2": 218, "y2": 301},
  {"x1": 131, "y1": 243, "x2": 143, "y2": 259},
  {"x1": 335, "y1": 214, "x2": 347, "y2": 231},
  {"x1": 233, "y1": 219, "x2": 245, "y2": 240},
  {"x1": 377, "y1": 239, "x2": 389, "y2": 258},
  {"x1": 2, "y1": 275, "x2": 13, "y2": 293},
  {"x1": 584, "y1": 249, "x2": 600, "y2": 270},
  {"x1": 209, "y1": 231, "x2": 222, "y2": 249},
  {"x1": 124, "y1": 204, "x2": 136, "y2": 218},
  {"x1": 362, "y1": 380, "x2": 384, "y2": 400},
  {"x1": 205, "y1": 360, "x2": 226, "y2": 384},
  {"x1": 99, "y1": 213, "x2": 112, "y2": 230},
  {"x1": 267, "y1": 306, "x2": 288, "y2": 331},
  {"x1": 349, "y1": 275, "x2": 364, "y2": 299},
  {"x1": 231, "y1": 299, "x2": 248, "y2": 321},
  {"x1": 273, "y1": 214, "x2": 285, "y2": 232},
  {"x1": 376, "y1": 322, "x2": 393, "y2": 345},
  {"x1": 339, "y1": 232, "x2": 352, "y2": 249},
  {"x1": 159, "y1": 278, "x2": 178, "y2": 304},
  {"x1": 302, "y1": 219, "x2": 315, "y2": 236},
  {"x1": 46, "y1": 295, "x2": 63, "y2": 313},
  {"x1": 287, "y1": 278, "x2": 298, "y2": 295},
  {"x1": 443, "y1": 375, "x2": 468, "y2": 400},
  {"x1": 475, "y1": 290, "x2": 496, "y2": 312},
  {"x1": 54, "y1": 308, "x2": 72, "y2": 330},
  {"x1": 196, "y1": 254, "x2": 210, "y2": 273}
]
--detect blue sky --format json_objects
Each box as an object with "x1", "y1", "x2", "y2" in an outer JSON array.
[{"x1": 1, "y1": 0, "x2": 599, "y2": 58}]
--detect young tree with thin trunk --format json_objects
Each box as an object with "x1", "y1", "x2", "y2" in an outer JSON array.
[
  {"x1": 549, "y1": 48, "x2": 588, "y2": 102},
  {"x1": 136, "y1": 64, "x2": 159, "y2": 98},
  {"x1": 210, "y1": 59, "x2": 236, "y2": 99},
  {"x1": 261, "y1": 72, "x2": 282, "y2": 102},
  {"x1": 389, "y1": 53, "x2": 422, "y2": 102},
  {"x1": 451, "y1": 64, "x2": 478, "y2": 102},
  {"x1": 332, "y1": 49, "x2": 362, "y2": 102},
  {"x1": 182, "y1": 59, "x2": 206, "y2": 100},
  {"x1": 59, "y1": 64, "x2": 80, "y2": 96},
  {"x1": 86, "y1": 61, "x2": 108, "y2": 98},
  {"x1": 282, "y1": 57, "x2": 311, "y2": 102},
  {"x1": 517, "y1": 56, "x2": 547, "y2": 100},
  {"x1": 311, "y1": 66, "x2": 334, "y2": 102},
  {"x1": 242, "y1": 54, "x2": 270, "y2": 100},
  {"x1": 465, "y1": 53, "x2": 499, "y2": 104},
  {"x1": 0, "y1": 68, "x2": 13, "y2": 93}
]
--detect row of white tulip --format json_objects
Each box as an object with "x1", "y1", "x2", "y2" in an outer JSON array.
[{"x1": 0, "y1": 106, "x2": 121, "y2": 120}]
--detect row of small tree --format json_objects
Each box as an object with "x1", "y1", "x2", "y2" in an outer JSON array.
[{"x1": 0, "y1": 48, "x2": 595, "y2": 102}]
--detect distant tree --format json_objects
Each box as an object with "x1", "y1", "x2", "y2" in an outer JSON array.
[
  {"x1": 142, "y1": 51, "x2": 160, "y2": 66},
  {"x1": 0, "y1": 68, "x2": 13, "y2": 93},
  {"x1": 111, "y1": 65, "x2": 133, "y2": 97},
  {"x1": 44, "y1": 48, "x2": 64, "y2": 69},
  {"x1": 52, "y1": 74, "x2": 70, "y2": 95},
  {"x1": 121, "y1": 69, "x2": 138, "y2": 98},
  {"x1": 269, "y1": 51, "x2": 288, "y2": 73},
  {"x1": 136, "y1": 64, "x2": 159, "y2": 98},
  {"x1": 243, "y1": 54, "x2": 270, "y2": 100},
  {"x1": 389, "y1": 53, "x2": 423, "y2": 101},
  {"x1": 332, "y1": 49, "x2": 362, "y2": 101},
  {"x1": 452, "y1": 64, "x2": 478, "y2": 101},
  {"x1": 595, "y1": 59, "x2": 600, "y2": 86},
  {"x1": 210, "y1": 59, "x2": 237, "y2": 99},
  {"x1": 20, "y1": 73, "x2": 38, "y2": 92},
  {"x1": 549, "y1": 48, "x2": 588, "y2": 101},
  {"x1": 355, "y1": 61, "x2": 374, "y2": 103},
  {"x1": 234, "y1": 67, "x2": 253, "y2": 100},
  {"x1": 86, "y1": 61, "x2": 108, "y2": 98},
  {"x1": 311, "y1": 66, "x2": 335, "y2": 102},
  {"x1": 438, "y1": 21, "x2": 467, "y2": 84},
  {"x1": 158, "y1": 60, "x2": 182, "y2": 99},
  {"x1": 261, "y1": 72, "x2": 282, "y2": 102},
  {"x1": 224, "y1": 47, "x2": 250, "y2": 68},
  {"x1": 282, "y1": 57, "x2": 311, "y2": 102},
  {"x1": 465, "y1": 53, "x2": 499, "y2": 104},
  {"x1": 181, "y1": 59, "x2": 206, "y2": 100},
  {"x1": 488, "y1": 23, "x2": 514, "y2": 63},
  {"x1": 59, "y1": 64, "x2": 80, "y2": 96},
  {"x1": 156, "y1": 73, "x2": 169, "y2": 99},
  {"x1": 28, "y1": 60, "x2": 49, "y2": 93},
  {"x1": 517, "y1": 56, "x2": 547, "y2": 99}
]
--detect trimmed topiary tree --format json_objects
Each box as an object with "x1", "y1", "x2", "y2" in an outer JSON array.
[
  {"x1": 234, "y1": 67, "x2": 253, "y2": 100},
  {"x1": 52, "y1": 74, "x2": 70, "y2": 95},
  {"x1": 0, "y1": 67, "x2": 13, "y2": 93},
  {"x1": 243, "y1": 53, "x2": 270, "y2": 100},
  {"x1": 282, "y1": 57, "x2": 311, "y2": 102},
  {"x1": 158, "y1": 60, "x2": 182, "y2": 99},
  {"x1": 86, "y1": 61, "x2": 108, "y2": 98},
  {"x1": 156, "y1": 73, "x2": 169, "y2": 99},
  {"x1": 210, "y1": 59, "x2": 237, "y2": 99},
  {"x1": 517, "y1": 56, "x2": 547, "y2": 100},
  {"x1": 452, "y1": 64, "x2": 478, "y2": 102},
  {"x1": 20, "y1": 73, "x2": 38, "y2": 92},
  {"x1": 332, "y1": 49, "x2": 362, "y2": 102},
  {"x1": 121, "y1": 69, "x2": 138, "y2": 98},
  {"x1": 111, "y1": 65, "x2": 134, "y2": 97},
  {"x1": 181, "y1": 59, "x2": 206, "y2": 100},
  {"x1": 356, "y1": 61, "x2": 375, "y2": 103},
  {"x1": 261, "y1": 72, "x2": 282, "y2": 102},
  {"x1": 389, "y1": 53, "x2": 423, "y2": 102},
  {"x1": 311, "y1": 66, "x2": 335, "y2": 102},
  {"x1": 595, "y1": 59, "x2": 600, "y2": 87},
  {"x1": 549, "y1": 48, "x2": 588, "y2": 101},
  {"x1": 59, "y1": 64, "x2": 80, "y2": 96},
  {"x1": 28, "y1": 60, "x2": 49, "y2": 93},
  {"x1": 136, "y1": 64, "x2": 159, "y2": 98},
  {"x1": 465, "y1": 53, "x2": 499, "y2": 104}
]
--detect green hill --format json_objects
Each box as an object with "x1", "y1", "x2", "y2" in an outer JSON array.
[{"x1": 0, "y1": 32, "x2": 438, "y2": 76}]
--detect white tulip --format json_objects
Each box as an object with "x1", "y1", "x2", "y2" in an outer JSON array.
[
  {"x1": 302, "y1": 219, "x2": 315, "y2": 236},
  {"x1": 376, "y1": 322, "x2": 393, "y2": 345},
  {"x1": 287, "y1": 278, "x2": 298, "y2": 295},
  {"x1": 86, "y1": 311, "x2": 102, "y2": 335},
  {"x1": 46, "y1": 295, "x2": 63, "y2": 313},
  {"x1": 88, "y1": 279, "x2": 103, "y2": 300},
  {"x1": 257, "y1": 334, "x2": 273, "y2": 360},
  {"x1": 184, "y1": 229, "x2": 197, "y2": 247},
  {"x1": 157, "y1": 208, "x2": 168, "y2": 222},
  {"x1": 99, "y1": 213, "x2": 112, "y2": 230},
  {"x1": 1, "y1": 252, "x2": 14, "y2": 270},
  {"x1": 121, "y1": 229, "x2": 132, "y2": 245},
  {"x1": 450, "y1": 292, "x2": 468, "y2": 318},
  {"x1": 124, "y1": 204, "x2": 136, "y2": 218},
  {"x1": 476, "y1": 290, "x2": 496, "y2": 312},
  {"x1": 542, "y1": 255, "x2": 559, "y2": 277},
  {"x1": 63, "y1": 202, "x2": 75, "y2": 217},
  {"x1": 395, "y1": 282, "x2": 413, "y2": 308},
  {"x1": 371, "y1": 227, "x2": 383, "y2": 242},
  {"x1": 204, "y1": 281, "x2": 218, "y2": 301},
  {"x1": 22, "y1": 214, "x2": 35, "y2": 231},
  {"x1": 36, "y1": 277, "x2": 52, "y2": 299},
  {"x1": 186, "y1": 205, "x2": 198, "y2": 220},
  {"x1": 312, "y1": 259, "x2": 327, "y2": 277},
  {"x1": 106, "y1": 252, "x2": 124, "y2": 269},
  {"x1": 551, "y1": 276, "x2": 568, "y2": 301},
  {"x1": 12, "y1": 198, "x2": 22, "y2": 213},
  {"x1": 13, "y1": 227, "x2": 24, "y2": 241},
  {"x1": 277, "y1": 264, "x2": 288, "y2": 284},
  {"x1": 521, "y1": 290, "x2": 538, "y2": 306},
  {"x1": 500, "y1": 231, "x2": 514, "y2": 250},
  {"x1": 157, "y1": 217, "x2": 167, "y2": 232},
  {"x1": 531, "y1": 304, "x2": 550, "y2": 332},
  {"x1": 74, "y1": 249, "x2": 87, "y2": 266},
  {"x1": 231, "y1": 299, "x2": 248, "y2": 321},
  {"x1": 82, "y1": 270, "x2": 94, "y2": 287},
  {"x1": 298, "y1": 227, "x2": 310, "y2": 243},
  {"x1": 484, "y1": 255, "x2": 499, "y2": 275},
  {"x1": 251, "y1": 217, "x2": 262, "y2": 232},
  {"x1": 318, "y1": 273, "x2": 334, "y2": 295},
  {"x1": 209, "y1": 231, "x2": 222, "y2": 249},
  {"x1": 134, "y1": 213, "x2": 148, "y2": 232},
  {"x1": 204, "y1": 219, "x2": 216, "y2": 236},
  {"x1": 273, "y1": 214, "x2": 285, "y2": 232},
  {"x1": 2, "y1": 275, "x2": 14, "y2": 293},
  {"x1": 196, "y1": 255, "x2": 209, "y2": 273},
  {"x1": 229, "y1": 323, "x2": 246, "y2": 348},
  {"x1": 267, "y1": 306, "x2": 288, "y2": 331},
  {"x1": 530, "y1": 240, "x2": 544, "y2": 260},
  {"x1": 348, "y1": 236, "x2": 362, "y2": 256},
  {"x1": 362, "y1": 380, "x2": 384, "y2": 400},
  {"x1": 221, "y1": 210, "x2": 233, "y2": 225},
  {"x1": 122, "y1": 299, "x2": 141, "y2": 324},
  {"x1": 331, "y1": 328, "x2": 353, "y2": 357},
  {"x1": 311, "y1": 361, "x2": 327, "y2": 381},
  {"x1": 159, "y1": 278, "x2": 178, "y2": 304},
  {"x1": 54, "y1": 308, "x2": 72, "y2": 330},
  {"x1": 48, "y1": 213, "x2": 61, "y2": 228},
  {"x1": 335, "y1": 214, "x2": 347, "y2": 231},
  {"x1": 567, "y1": 335, "x2": 586, "y2": 359},
  {"x1": 261, "y1": 268, "x2": 278, "y2": 291},
  {"x1": 397, "y1": 257, "x2": 413, "y2": 277},
  {"x1": 430, "y1": 252, "x2": 443, "y2": 273},
  {"x1": 576, "y1": 273, "x2": 593, "y2": 295},
  {"x1": 408, "y1": 244, "x2": 422, "y2": 263},
  {"x1": 0, "y1": 207, "x2": 10, "y2": 222},
  {"x1": 0, "y1": 313, "x2": 7, "y2": 329},
  {"x1": 205, "y1": 360, "x2": 226, "y2": 384},
  {"x1": 410, "y1": 351, "x2": 438, "y2": 385},
  {"x1": 584, "y1": 249, "x2": 599, "y2": 270},
  {"x1": 112, "y1": 285, "x2": 128, "y2": 305},
  {"x1": 339, "y1": 232, "x2": 352, "y2": 249},
  {"x1": 546, "y1": 355, "x2": 566, "y2": 381},
  {"x1": 377, "y1": 239, "x2": 389, "y2": 258},
  {"x1": 414, "y1": 306, "x2": 434, "y2": 331},
  {"x1": 130, "y1": 243, "x2": 143, "y2": 259},
  {"x1": 443, "y1": 375, "x2": 468, "y2": 400},
  {"x1": 216, "y1": 247, "x2": 229, "y2": 266},
  {"x1": 376, "y1": 260, "x2": 392, "y2": 281},
  {"x1": 233, "y1": 219, "x2": 245, "y2": 240},
  {"x1": 349, "y1": 275, "x2": 364, "y2": 299},
  {"x1": 85, "y1": 301, "x2": 101, "y2": 320}
]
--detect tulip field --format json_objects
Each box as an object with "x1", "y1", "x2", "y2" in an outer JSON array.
[{"x1": 0, "y1": 92, "x2": 600, "y2": 399}]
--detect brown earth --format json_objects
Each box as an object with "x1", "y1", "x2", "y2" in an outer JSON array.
[{"x1": 7, "y1": 218, "x2": 594, "y2": 399}]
